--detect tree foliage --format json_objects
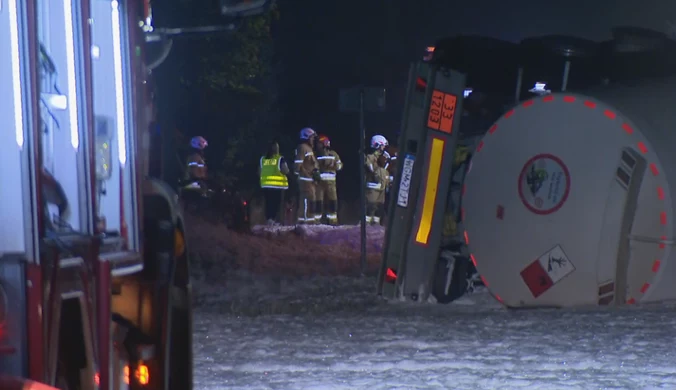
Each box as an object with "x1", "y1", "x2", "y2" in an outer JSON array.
[
  {"x1": 180, "y1": 6, "x2": 279, "y2": 96},
  {"x1": 163, "y1": 4, "x2": 280, "y2": 189}
]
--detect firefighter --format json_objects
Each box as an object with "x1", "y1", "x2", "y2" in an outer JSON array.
[
  {"x1": 258, "y1": 140, "x2": 290, "y2": 225},
  {"x1": 184, "y1": 136, "x2": 209, "y2": 194},
  {"x1": 364, "y1": 134, "x2": 388, "y2": 225},
  {"x1": 294, "y1": 127, "x2": 321, "y2": 223},
  {"x1": 315, "y1": 134, "x2": 343, "y2": 225},
  {"x1": 375, "y1": 150, "x2": 391, "y2": 226}
]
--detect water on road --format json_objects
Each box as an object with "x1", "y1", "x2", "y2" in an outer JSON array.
[{"x1": 192, "y1": 280, "x2": 676, "y2": 390}]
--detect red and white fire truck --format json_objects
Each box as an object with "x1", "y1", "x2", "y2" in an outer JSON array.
[{"x1": 0, "y1": 0, "x2": 198, "y2": 389}]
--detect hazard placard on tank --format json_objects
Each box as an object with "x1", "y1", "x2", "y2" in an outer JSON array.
[
  {"x1": 518, "y1": 153, "x2": 571, "y2": 215},
  {"x1": 520, "y1": 245, "x2": 576, "y2": 298}
]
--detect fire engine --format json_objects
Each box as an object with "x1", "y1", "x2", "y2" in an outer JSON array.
[
  {"x1": 0, "y1": 0, "x2": 191, "y2": 388},
  {"x1": 379, "y1": 28, "x2": 676, "y2": 309},
  {"x1": 0, "y1": 0, "x2": 273, "y2": 389}
]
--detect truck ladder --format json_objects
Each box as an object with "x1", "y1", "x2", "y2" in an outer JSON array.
[{"x1": 42, "y1": 233, "x2": 146, "y2": 390}]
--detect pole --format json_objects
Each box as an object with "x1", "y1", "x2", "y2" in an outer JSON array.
[
  {"x1": 359, "y1": 88, "x2": 367, "y2": 275},
  {"x1": 514, "y1": 67, "x2": 524, "y2": 104},
  {"x1": 561, "y1": 60, "x2": 571, "y2": 92}
]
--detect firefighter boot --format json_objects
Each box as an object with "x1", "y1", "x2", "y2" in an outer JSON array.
[
  {"x1": 327, "y1": 200, "x2": 339, "y2": 225},
  {"x1": 366, "y1": 202, "x2": 378, "y2": 225}
]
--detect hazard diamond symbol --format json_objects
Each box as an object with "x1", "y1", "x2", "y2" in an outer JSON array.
[
  {"x1": 520, "y1": 245, "x2": 575, "y2": 298},
  {"x1": 520, "y1": 260, "x2": 553, "y2": 298}
]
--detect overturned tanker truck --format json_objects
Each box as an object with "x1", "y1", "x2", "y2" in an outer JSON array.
[{"x1": 378, "y1": 26, "x2": 676, "y2": 308}]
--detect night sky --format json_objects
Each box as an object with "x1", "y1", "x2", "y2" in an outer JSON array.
[
  {"x1": 417, "y1": 0, "x2": 674, "y2": 44},
  {"x1": 277, "y1": 0, "x2": 676, "y2": 133}
]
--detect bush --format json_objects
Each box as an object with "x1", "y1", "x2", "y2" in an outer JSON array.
[
  {"x1": 184, "y1": 212, "x2": 387, "y2": 315},
  {"x1": 184, "y1": 212, "x2": 383, "y2": 279}
]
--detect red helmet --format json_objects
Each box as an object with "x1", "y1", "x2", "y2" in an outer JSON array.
[{"x1": 317, "y1": 134, "x2": 330, "y2": 147}]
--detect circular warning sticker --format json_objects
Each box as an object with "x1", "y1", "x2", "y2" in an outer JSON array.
[{"x1": 518, "y1": 154, "x2": 571, "y2": 215}]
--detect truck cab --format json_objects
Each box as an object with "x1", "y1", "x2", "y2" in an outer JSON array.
[{"x1": 378, "y1": 36, "x2": 522, "y2": 304}]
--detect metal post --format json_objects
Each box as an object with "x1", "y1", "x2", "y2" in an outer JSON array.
[
  {"x1": 97, "y1": 261, "x2": 112, "y2": 390},
  {"x1": 514, "y1": 66, "x2": 523, "y2": 104},
  {"x1": 359, "y1": 88, "x2": 367, "y2": 274},
  {"x1": 561, "y1": 60, "x2": 571, "y2": 92}
]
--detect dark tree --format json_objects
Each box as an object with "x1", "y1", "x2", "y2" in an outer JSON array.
[{"x1": 153, "y1": 1, "x2": 279, "y2": 189}]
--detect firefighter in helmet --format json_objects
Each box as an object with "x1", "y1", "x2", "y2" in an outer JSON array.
[
  {"x1": 293, "y1": 127, "x2": 321, "y2": 223},
  {"x1": 184, "y1": 136, "x2": 209, "y2": 194},
  {"x1": 364, "y1": 134, "x2": 388, "y2": 225},
  {"x1": 315, "y1": 134, "x2": 343, "y2": 225}
]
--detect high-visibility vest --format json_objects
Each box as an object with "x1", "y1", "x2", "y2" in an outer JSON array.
[{"x1": 260, "y1": 155, "x2": 289, "y2": 189}]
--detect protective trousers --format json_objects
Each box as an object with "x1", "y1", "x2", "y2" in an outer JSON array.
[
  {"x1": 317, "y1": 180, "x2": 338, "y2": 225},
  {"x1": 365, "y1": 188, "x2": 384, "y2": 225},
  {"x1": 181, "y1": 185, "x2": 210, "y2": 213},
  {"x1": 376, "y1": 187, "x2": 388, "y2": 226},
  {"x1": 297, "y1": 179, "x2": 318, "y2": 224}
]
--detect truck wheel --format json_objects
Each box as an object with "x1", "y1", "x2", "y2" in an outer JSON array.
[{"x1": 432, "y1": 256, "x2": 470, "y2": 304}]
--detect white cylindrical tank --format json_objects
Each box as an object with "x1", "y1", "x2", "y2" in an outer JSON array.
[{"x1": 463, "y1": 77, "x2": 676, "y2": 308}]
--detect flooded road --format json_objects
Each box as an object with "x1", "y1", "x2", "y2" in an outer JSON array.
[{"x1": 192, "y1": 282, "x2": 676, "y2": 390}]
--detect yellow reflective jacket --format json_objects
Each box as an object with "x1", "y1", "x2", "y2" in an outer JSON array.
[{"x1": 260, "y1": 154, "x2": 289, "y2": 189}]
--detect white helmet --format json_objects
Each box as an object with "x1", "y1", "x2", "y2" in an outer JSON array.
[
  {"x1": 299, "y1": 127, "x2": 316, "y2": 140},
  {"x1": 190, "y1": 136, "x2": 208, "y2": 150},
  {"x1": 370, "y1": 135, "x2": 388, "y2": 149}
]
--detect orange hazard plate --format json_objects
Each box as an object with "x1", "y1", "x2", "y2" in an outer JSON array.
[{"x1": 427, "y1": 90, "x2": 457, "y2": 134}]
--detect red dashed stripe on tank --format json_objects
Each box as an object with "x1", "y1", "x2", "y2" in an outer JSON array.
[{"x1": 465, "y1": 94, "x2": 669, "y2": 306}]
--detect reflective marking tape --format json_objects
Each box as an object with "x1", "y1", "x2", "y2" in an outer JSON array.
[{"x1": 415, "y1": 137, "x2": 445, "y2": 244}]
